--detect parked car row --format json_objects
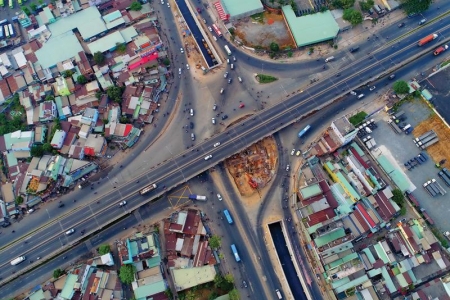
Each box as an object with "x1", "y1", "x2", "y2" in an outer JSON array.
[
  {"x1": 357, "y1": 119, "x2": 377, "y2": 138},
  {"x1": 404, "y1": 152, "x2": 428, "y2": 170}
]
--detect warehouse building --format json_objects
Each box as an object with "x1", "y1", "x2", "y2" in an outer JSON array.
[{"x1": 214, "y1": 0, "x2": 264, "y2": 21}]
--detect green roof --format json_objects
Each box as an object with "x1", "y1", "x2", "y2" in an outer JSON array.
[
  {"x1": 314, "y1": 227, "x2": 345, "y2": 248},
  {"x1": 282, "y1": 6, "x2": 339, "y2": 47},
  {"x1": 88, "y1": 31, "x2": 125, "y2": 54},
  {"x1": 376, "y1": 155, "x2": 410, "y2": 192},
  {"x1": 336, "y1": 172, "x2": 360, "y2": 201},
  {"x1": 48, "y1": 7, "x2": 107, "y2": 41},
  {"x1": 120, "y1": 26, "x2": 138, "y2": 43},
  {"x1": 35, "y1": 31, "x2": 83, "y2": 68},
  {"x1": 221, "y1": 0, "x2": 263, "y2": 19},
  {"x1": 134, "y1": 279, "x2": 166, "y2": 300},
  {"x1": 421, "y1": 89, "x2": 433, "y2": 100},
  {"x1": 300, "y1": 183, "x2": 322, "y2": 199}
]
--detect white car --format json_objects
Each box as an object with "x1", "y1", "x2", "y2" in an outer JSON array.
[
  {"x1": 296, "y1": 150, "x2": 301, "y2": 156},
  {"x1": 186, "y1": 64, "x2": 190, "y2": 70},
  {"x1": 350, "y1": 90, "x2": 356, "y2": 95},
  {"x1": 180, "y1": 47, "x2": 184, "y2": 53},
  {"x1": 212, "y1": 117, "x2": 216, "y2": 124},
  {"x1": 190, "y1": 109, "x2": 194, "y2": 116},
  {"x1": 291, "y1": 149, "x2": 295, "y2": 155},
  {"x1": 65, "y1": 228, "x2": 75, "y2": 235},
  {"x1": 238, "y1": 76, "x2": 242, "y2": 82},
  {"x1": 286, "y1": 165, "x2": 290, "y2": 171},
  {"x1": 167, "y1": 2, "x2": 170, "y2": 7},
  {"x1": 233, "y1": 56, "x2": 236, "y2": 61},
  {"x1": 119, "y1": 201, "x2": 127, "y2": 207},
  {"x1": 204, "y1": 155, "x2": 213, "y2": 160},
  {"x1": 213, "y1": 104, "x2": 217, "y2": 111},
  {"x1": 224, "y1": 72, "x2": 228, "y2": 78},
  {"x1": 161, "y1": 0, "x2": 164, "y2": 3},
  {"x1": 217, "y1": 193, "x2": 223, "y2": 201},
  {"x1": 213, "y1": 142, "x2": 221, "y2": 147},
  {"x1": 178, "y1": 68, "x2": 181, "y2": 75},
  {"x1": 208, "y1": 26, "x2": 212, "y2": 32},
  {"x1": 220, "y1": 88, "x2": 224, "y2": 94},
  {"x1": 369, "y1": 86, "x2": 376, "y2": 91}
]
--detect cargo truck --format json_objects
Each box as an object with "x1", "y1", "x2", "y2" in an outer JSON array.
[
  {"x1": 422, "y1": 211, "x2": 434, "y2": 225},
  {"x1": 442, "y1": 168, "x2": 450, "y2": 179},
  {"x1": 417, "y1": 134, "x2": 438, "y2": 146},
  {"x1": 424, "y1": 181, "x2": 437, "y2": 197},
  {"x1": 417, "y1": 34, "x2": 438, "y2": 46},
  {"x1": 140, "y1": 183, "x2": 157, "y2": 195},
  {"x1": 406, "y1": 191, "x2": 420, "y2": 207},
  {"x1": 188, "y1": 194, "x2": 207, "y2": 201},
  {"x1": 78, "y1": 179, "x2": 90, "y2": 189},
  {"x1": 432, "y1": 178, "x2": 446, "y2": 195},
  {"x1": 439, "y1": 172, "x2": 450, "y2": 187},
  {"x1": 10, "y1": 256, "x2": 26, "y2": 265},
  {"x1": 429, "y1": 180, "x2": 441, "y2": 195},
  {"x1": 421, "y1": 137, "x2": 439, "y2": 149},
  {"x1": 414, "y1": 130, "x2": 435, "y2": 142},
  {"x1": 434, "y1": 45, "x2": 448, "y2": 55}
]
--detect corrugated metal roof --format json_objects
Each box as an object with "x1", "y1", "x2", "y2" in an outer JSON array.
[{"x1": 221, "y1": 0, "x2": 263, "y2": 18}]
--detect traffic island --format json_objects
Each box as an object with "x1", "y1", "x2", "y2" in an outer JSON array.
[{"x1": 256, "y1": 74, "x2": 278, "y2": 84}]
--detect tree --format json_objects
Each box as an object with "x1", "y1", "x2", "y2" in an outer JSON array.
[
  {"x1": 269, "y1": 42, "x2": 280, "y2": 52},
  {"x1": 392, "y1": 189, "x2": 405, "y2": 206},
  {"x1": 98, "y1": 244, "x2": 111, "y2": 255},
  {"x1": 15, "y1": 196, "x2": 24, "y2": 205},
  {"x1": 77, "y1": 75, "x2": 87, "y2": 84},
  {"x1": 359, "y1": 0, "x2": 374, "y2": 11},
  {"x1": 400, "y1": 0, "x2": 431, "y2": 14},
  {"x1": 45, "y1": 95, "x2": 55, "y2": 101},
  {"x1": 53, "y1": 268, "x2": 65, "y2": 279},
  {"x1": 30, "y1": 3, "x2": 37, "y2": 11},
  {"x1": 332, "y1": 0, "x2": 355, "y2": 9},
  {"x1": 38, "y1": 0, "x2": 43, "y2": 3},
  {"x1": 290, "y1": 0, "x2": 298, "y2": 12},
  {"x1": 22, "y1": 7, "x2": 31, "y2": 15},
  {"x1": 228, "y1": 289, "x2": 240, "y2": 300},
  {"x1": 130, "y1": 1, "x2": 142, "y2": 11},
  {"x1": 95, "y1": 91, "x2": 103, "y2": 100},
  {"x1": 119, "y1": 265, "x2": 136, "y2": 284},
  {"x1": 93, "y1": 51, "x2": 105, "y2": 65},
  {"x1": 392, "y1": 80, "x2": 410, "y2": 94},
  {"x1": 107, "y1": 86, "x2": 124, "y2": 103},
  {"x1": 116, "y1": 43, "x2": 127, "y2": 54},
  {"x1": 224, "y1": 273, "x2": 234, "y2": 283},
  {"x1": 162, "y1": 58, "x2": 170, "y2": 66},
  {"x1": 30, "y1": 145, "x2": 44, "y2": 157},
  {"x1": 62, "y1": 70, "x2": 74, "y2": 78},
  {"x1": 209, "y1": 235, "x2": 221, "y2": 249},
  {"x1": 343, "y1": 8, "x2": 363, "y2": 26},
  {"x1": 43, "y1": 143, "x2": 53, "y2": 153}
]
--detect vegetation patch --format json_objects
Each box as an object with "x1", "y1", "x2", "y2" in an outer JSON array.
[
  {"x1": 256, "y1": 74, "x2": 278, "y2": 84},
  {"x1": 348, "y1": 111, "x2": 367, "y2": 126}
]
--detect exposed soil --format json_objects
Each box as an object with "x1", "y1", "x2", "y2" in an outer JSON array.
[{"x1": 413, "y1": 114, "x2": 450, "y2": 165}]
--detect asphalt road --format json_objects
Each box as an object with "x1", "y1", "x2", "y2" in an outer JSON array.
[{"x1": 2, "y1": 12, "x2": 450, "y2": 283}]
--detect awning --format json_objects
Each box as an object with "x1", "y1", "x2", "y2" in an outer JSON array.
[{"x1": 214, "y1": 1, "x2": 229, "y2": 21}]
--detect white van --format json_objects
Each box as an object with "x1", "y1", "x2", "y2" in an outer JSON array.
[
  {"x1": 213, "y1": 36, "x2": 217, "y2": 41},
  {"x1": 65, "y1": 228, "x2": 75, "y2": 235},
  {"x1": 190, "y1": 108, "x2": 194, "y2": 116},
  {"x1": 230, "y1": 64, "x2": 234, "y2": 70},
  {"x1": 325, "y1": 56, "x2": 334, "y2": 62},
  {"x1": 357, "y1": 94, "x2": 365, "y2": 99},
  {"x1": 238, "y1": 76, "x2": 242, "y2": 82}
]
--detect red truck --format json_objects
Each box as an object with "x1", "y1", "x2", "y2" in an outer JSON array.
[
  {"x1": 434, "y1": 45, "x2": 448, "y2": 55},
  {"x1": 418, "y1": 34, "x2": 438, "y2": 46}
]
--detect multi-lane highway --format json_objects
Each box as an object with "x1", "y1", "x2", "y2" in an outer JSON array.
[{"x1": 2, "y1": 12, "x2": 450, "y2": 283}]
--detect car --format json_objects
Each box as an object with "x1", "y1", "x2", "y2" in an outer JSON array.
[
  {"x1": 242, "y1": 280, "x2": 248, "y2": 288},
  {"x1": 208, "y1": 26, "x2": 212, "y2": 32},
  {"x1": 180, "y1": 47, "x2": 184, "y2": 53},
  {"x1": 213, "y1": 104, "x2": 217, "y2": 111},
  {"x1": 191, "y1": 133, "x2": 195, "y2": 141},
  {"x1": 65, "y1": 228, "x2": 75, "y2": 235},
  {"x1": 398, "y1": 22, "x2": 405, "y2": 28},
  {"x1": 291, "y1": 149, "x2": 295, "y2": 155},
  {"x1": 27, "y1": 209, "x2": 35, "y2": 214},
  {"x1": 221, "y1": 114, "x2": 228, "y2": 120},
  {"x1": 213, "y1": 142, "x2": 221, "y2": 147},
  {"x1": 161, "y1": 0, "x2": 164, "y2": 3},
  {"x1": 349, "y1": 46, "x2": 359, "y2": 53},
  {"x1": 224, "y1": 72, "x2": 228, "y2": 78},
  {"x1": 227, "y1": 58, "x2": 230, "y2": 64},
  {"x1": 239, "y1": 103, "x2": 245, "y2": 108},
  {"x1": 202, "y1": 18, "x2": 206, "y2": 23},
  {"x1": 217, "y1": 193, "x2": 223, "y2": 201},
  {"x1": 204, "y1": 155, "x2": 212, "y2": 160},
  {"x1": 296, "y1": 150, "x2": 301, "y2": 156},
  {"x1": 233, "y1": 56, "x2": 236, "y2": 61},
  {"x1": 389, "y1": 74, "x2": 396, "y2": 80},
  {"x1": 220, "y1": 88, "x2": 224, "y2": 94},
  {"x1": 58, "y1": 203, "x2": 65, "y2": 208},
  {"x1": 400, "y1": 218, "x2": 407, "y2": 223},
  {"x1": 238, "y1": 76, "x2": 242, "y2": 82},
  {"x1": 189, "y1": 122, "x2": 194, "y2": 129},
  {"x1": 190, "y1": 109, "x2": 194, "y2": 116},
  {"x1": 178, "y1": 68, "x2": 181, "y2": 75},
  {"x1": 212, "y1": 117, "x2": 216, "y2": 124},
  {"x1": 357, "y1": 94, "x2": 365, "y2": 99},
  {"x1": 186, "y1": 64, "x2": 190, "y2": 70},
  {"x1": 196, "y1": 7, "x2": 201, "y2": 13},
  {"x1": 119, "y1": 201, "x2": 127, "y2": 207},
  {"x1": 369, "y1": 86, "x2": 376, "y2": 91},
  {"x1": 350, "y1": 90, "x2": 357, "y2": 95},
  {"x1": 228, "y1": 78, "x2": 232, "y2": 84},
  {"x1": 230, "y1": 64, "x2": 234, "y2": 70},
  {"x1": 418, "y1": 18, "x2": 426, "y2": 25},
  {"x1": 286, "y1": 165, "x2": 290, "y2": 171},
  {"x1": 167, "y1": 2, "x2": 170, "y2": 7}
]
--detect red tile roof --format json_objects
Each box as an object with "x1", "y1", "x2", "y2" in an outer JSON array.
[
  {"x1": 356, "y1": 203, "x2": 376, "y2": 228},
  {"x1": 350, "y1": 148, "x2": 370, "y2": 169},
  {"x1": 306, "y1": 208, "x2": 336, "y2": 227},
  {"x1": 374, "y1": 192, "x2": 395, "y2": 222},
  {"x1": 353, "y1": 209, "x2": 370, "y2": 232}
]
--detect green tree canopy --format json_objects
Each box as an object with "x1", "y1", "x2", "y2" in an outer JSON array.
[
  {"x1": 332, "y1": 0, "x2": 355, "y2": 9},
  {"x1": 224, "y1": 273, "x2": 234, "y2": 283},
  {"x1": 209, "y1": 235, "x2": 221, "y2": 249},
  {"x1": 53, "y1": 268, "x2": 65, "y2": 279},
  {"x1": 107, "y1": 86, "x2": 124, "y2": 103},
  {"x1": 359, "y1": 0, "x2": 374, "y2": 11},
  {"x1": 163, "y1": 57, "x2": 171, "y2": 66},
  {"x1": 77, "y1": 75, "x2": 88, "y2": 84},
  {"x1": 228, "y1": 289, "x2": 240, "y2": 300},
  {"x1": 93, "y1": 51, "x2": 105, "y2": 65},
  {"x1": 31, "y1": 145, "x2": 44, "y2": 157},
  {"x1": 392, "y1": 80, "x2": 410, "y2": 94},
  {"x1": 343, "y1": 8, "x2": 363, "y2": 26},
  {"x1": 30, "y1": 3, "x2": 37, "y2": 11},
  {"x1": 130, "y1": 1, "x2": 142, "y2": 11},
  {"x1": 43, "y1": 143, "x2": 53, "y2": 153},
  {"x1": 98, "y1": 244, "x2": 111, "y2": 255},
  {"x1": 392, "y1": 189, "x2": 405, "y2": 206},
  {"x1": 269, "y1": 42, "x2": 280, "y2": 52},
  {"x1": 15, "y1": 196, "x2": 24, "y2": 205},
  {"x1": 400, "y1": 0, "x2": 431, "y2": 14},
  {"x1": 62, "y1": 70, "x2": 74, "y2": 78},
  {"x1": 22, "y1": 7, "x2": 31, "y2": 15},
  {"x1": 119, "y1": 265, "x2": 136, "y2": 284},
  {"x1": 116, "y1": 43, "x2": 127, "y2": 54}
]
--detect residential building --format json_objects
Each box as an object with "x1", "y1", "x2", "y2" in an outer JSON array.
[
  {"x1": 39, "y1": 100, "x2": 57, "y2": 122},
  {"x1": 50, "y1": 130, "x2": 67, "y2": 149}
]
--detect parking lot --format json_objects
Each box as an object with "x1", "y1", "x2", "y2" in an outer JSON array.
[{"x1": 368, "y1": 100, "x2": 450, "y2": 231}]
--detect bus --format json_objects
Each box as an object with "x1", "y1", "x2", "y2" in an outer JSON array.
[
  {"x1": 211, "y1": 24, "x2": 222, "y2": 37},
  {"x1": 0, "y1": 0, "x2": 4, "y2": 7},
  {"x1": 298, "y1": 125, "x2": 311, "y2": 138},
  {"x1": 17, "y1": 0, "x2": 21, "y2": 5},
  {"x1": 8, "y1": 0, "x2": 13, "y2": 8},
  {"x1": 223, "y1": 209, "x2": 233, "y2": 224},
  {"x1": 140, "y1": 183, "x2": 157, "y2": 195},
  {"x1": 0, "y1": 26, "x2": 3, "y2": 39},
  {"x1": 230, "y1": 244, "x2": 241, "y2": 262},
  {"x1": 4, "y1": 25, "x2": 9, "y2": 38},
  {"x1": 224, "y1": 45, "x2": 231, "y2": 56},
  {"x1": 11, "y1": 256, "x2": 26, "y2": 266},
  {"x1": 8, "y1": 24, "x2": 13, "y2": 36}
]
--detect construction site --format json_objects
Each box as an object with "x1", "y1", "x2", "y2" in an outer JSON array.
[{"x1": 224, "y1": 136, "x2": 278, "y2": 197}]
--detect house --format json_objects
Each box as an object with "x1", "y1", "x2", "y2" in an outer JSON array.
[
  {"x1": 50, "y1": 130, "x2": 67, "y2": 149},
  {"x1": 34, "y1": 125, "x2": 48, "y2": 145},
  {"x1": 81, "y1": 108, "x2": 99, "y2": 126},
  {"x1": 0, "y1": 130, "x2": 35, "y2": 152},
  {"x1": 39, "y1": 100, "x2": 57, "y2": 122},
  {"x1": 84, "y1": 134, "x2": 106, "y2": 157}
]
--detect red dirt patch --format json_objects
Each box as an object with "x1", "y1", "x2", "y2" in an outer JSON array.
[{"x1": 267, "y1": 18, "x2": 274, "y2": 25}]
